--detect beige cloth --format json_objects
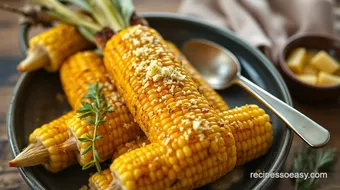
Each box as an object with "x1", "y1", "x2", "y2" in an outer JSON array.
[{"x1": 179, "y1": 0, "x2": 336, "y2": 63}]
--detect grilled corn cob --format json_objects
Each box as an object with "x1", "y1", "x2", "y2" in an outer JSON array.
[
  {"x1": 167, "y1": 43, "x2": 272, "y2": 165},
  {"x1": 104, "y1": 25, "x2": 237, "y2": 189},
  {"x1": 60, "y1": 50, "x2": 109, "y2": 109},
  {"x1": 18, "y1": 24, "x2": 92, "y2": 72},
  {"x1": 59, "y1": 51, "x2": 143, "y2": 167},
  {"x1": 89, "y1": 136, "x2": 149, "y2": 190},
  {"x1": 89, "y1": 168, "x2": 113, "y2": 190},
  {"x1": 166, "y1": 42, "x2": 229, "y2": 112},
  {"x1": 8, "y1": 112, "x2": 77, "y2": 173},
  {"x1": 220, "y1": 105, "x2": 273, "y2": 165},
  {"x1": 88, "y1": 105, "x2": 273, "y2": 189}
]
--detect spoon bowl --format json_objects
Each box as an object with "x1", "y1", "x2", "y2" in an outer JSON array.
[
  {"x1": 182, "y1": 39, "x2": 240, "y2": 89},
  {"x1": 182, "y1": 39, "x2": 330, "y2": 148}
]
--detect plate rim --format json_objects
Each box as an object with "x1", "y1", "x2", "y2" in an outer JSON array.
[{"x1": 7, "y1": 12, "x2": 293, "y2": 190}]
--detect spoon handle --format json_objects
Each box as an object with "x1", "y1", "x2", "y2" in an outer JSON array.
[{"x1": 235, "y1": 76, "x2": 330, "y2": 148}]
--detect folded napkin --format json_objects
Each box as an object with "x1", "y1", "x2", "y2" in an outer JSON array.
[{"x1": 179, "y1": 0, "x2": 336, "y2": 63}]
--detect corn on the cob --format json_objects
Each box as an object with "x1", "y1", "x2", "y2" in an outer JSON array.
[
  {"x1": 89, "y1": 136, "x2": 149, "y2": 190},
  {"x1": 220, "y1": 105, "x2": 273, "y2": 165},
  {"x1": 60, "y1": 50, "x2": 109, "y2": 109},
  {"x1": 166, "y1": 42, "x2": 229, "y2": 112},
  {"x1": 89, "y1": 169, "x2": 113, "y2": 190},
  {"x1": 59, "y1": 51, "x2": 143, "y2": 167},
  {"x1": 18, "y1": 24, "x2": 92, "y2": 72},
  {"x1": 10, "y1": 51, "x2": 143, "y2": 172},
  {"x1": 88, "y1": 105, "x2": 273, "y2": 189},
  {"x1": 8, "y1": 112, "x2": 77, "y2": 173},
  {"x1": 104, "y1": 25, "x2": 237, "y2": 189},
  {"x1": 166, "y1": 44, "x2": 272, "y2": 164}
]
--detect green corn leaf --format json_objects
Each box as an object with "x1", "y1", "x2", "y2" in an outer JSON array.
[
  {"x1": 115, "y1": 0, "x2": 135, "y2": 27},
  {"x1": 89, "y1": 0, "x2": 110, "y2": 28},
  {"x1": 78, "y1": 26, "x2": 95, "y2": 43},
  {"x1": 88, "y1": 0, "x2": 123, "y2": 31},
  {"x1": 46, "y1": 10, "x2": 74, "y2": 25},
  {"x1": 33, "y1": 0, "x2": 101, "y2": 31},
  {"x1": 60, "y1": 0, "x2": 92, "y2": 12},
  {"x1": 81, "y1": 145, "x2": 92, "y2": 155}
]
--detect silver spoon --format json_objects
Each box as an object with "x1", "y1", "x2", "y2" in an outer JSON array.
[{"x1": 182, "y1": 39, "x2": 330, "y2": 148}]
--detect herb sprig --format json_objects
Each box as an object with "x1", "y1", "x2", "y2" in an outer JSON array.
[
  {"x1": 292, "y1": 145, "x2": 337, "y2": 190},
  {"x1": 77, "y1": 83, "x2": 114, "y2": 173}
]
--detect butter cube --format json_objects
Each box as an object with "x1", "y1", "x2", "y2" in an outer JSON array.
[
  {"x1": 287, "y1": 48, "x2": 307, "y2": 74},
  {"x1": 303, "y1": 64, "x2": 319, "y2": 75},
  {"x1": 310, "y1": 51, "x2": 340, "y2": 74},
  {"x1": 306, "y1": 50, "x2": 318, "y2": 61},
  {"x1": 296, "y1": 74, "x2": 317, "y2": 85},
  {"x1": 317, "y1": 71, "x2": 340, "y2": 86}
]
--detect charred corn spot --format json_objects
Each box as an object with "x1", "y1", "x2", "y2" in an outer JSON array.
[
  {"x1": 29, "y1": 24, "x2": 91, "y2": 72},
  {"x1": 221, "y1": 105, "x2": 273, "y2": 165},
  {"x1": 104, "y1": 25, "x2": 237, "y2": 189},
  {"x1": 61, "y1": 51, "x2": 143, "y2": 167},
  {"x1": 29, "y1": 112, "x2": 76, "y2": 173}
]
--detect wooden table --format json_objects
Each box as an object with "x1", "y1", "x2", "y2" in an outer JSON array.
[{"x1": 0, "y1": 0, "x2": 339, "y2": 189}]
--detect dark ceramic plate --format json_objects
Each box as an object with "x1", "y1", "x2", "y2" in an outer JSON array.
[{"x1": 7, "y1": 13, "x2": 293, "y2": 190}]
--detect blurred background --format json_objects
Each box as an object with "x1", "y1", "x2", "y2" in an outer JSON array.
[{"x1": 0, "y1": 0, "x2": 339, "y2": 189}]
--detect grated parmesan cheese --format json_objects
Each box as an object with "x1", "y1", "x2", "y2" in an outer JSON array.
[
  {"x1": 193, "y1": 119, "x2": 201, "y2": 131},
  {"x1": 199, "y1": 133, "x2": 205, "y2": 141},
  {"x1": 123, "y1": 123, "x2": 131, "y2": 129},
  {"x1": 146, "y1": 60, "x2": 161, "y2": 77}
]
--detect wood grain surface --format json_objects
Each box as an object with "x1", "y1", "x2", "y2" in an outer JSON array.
[{"x1": 0, "y1": 0, "x2": 339, "y2": 190}]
